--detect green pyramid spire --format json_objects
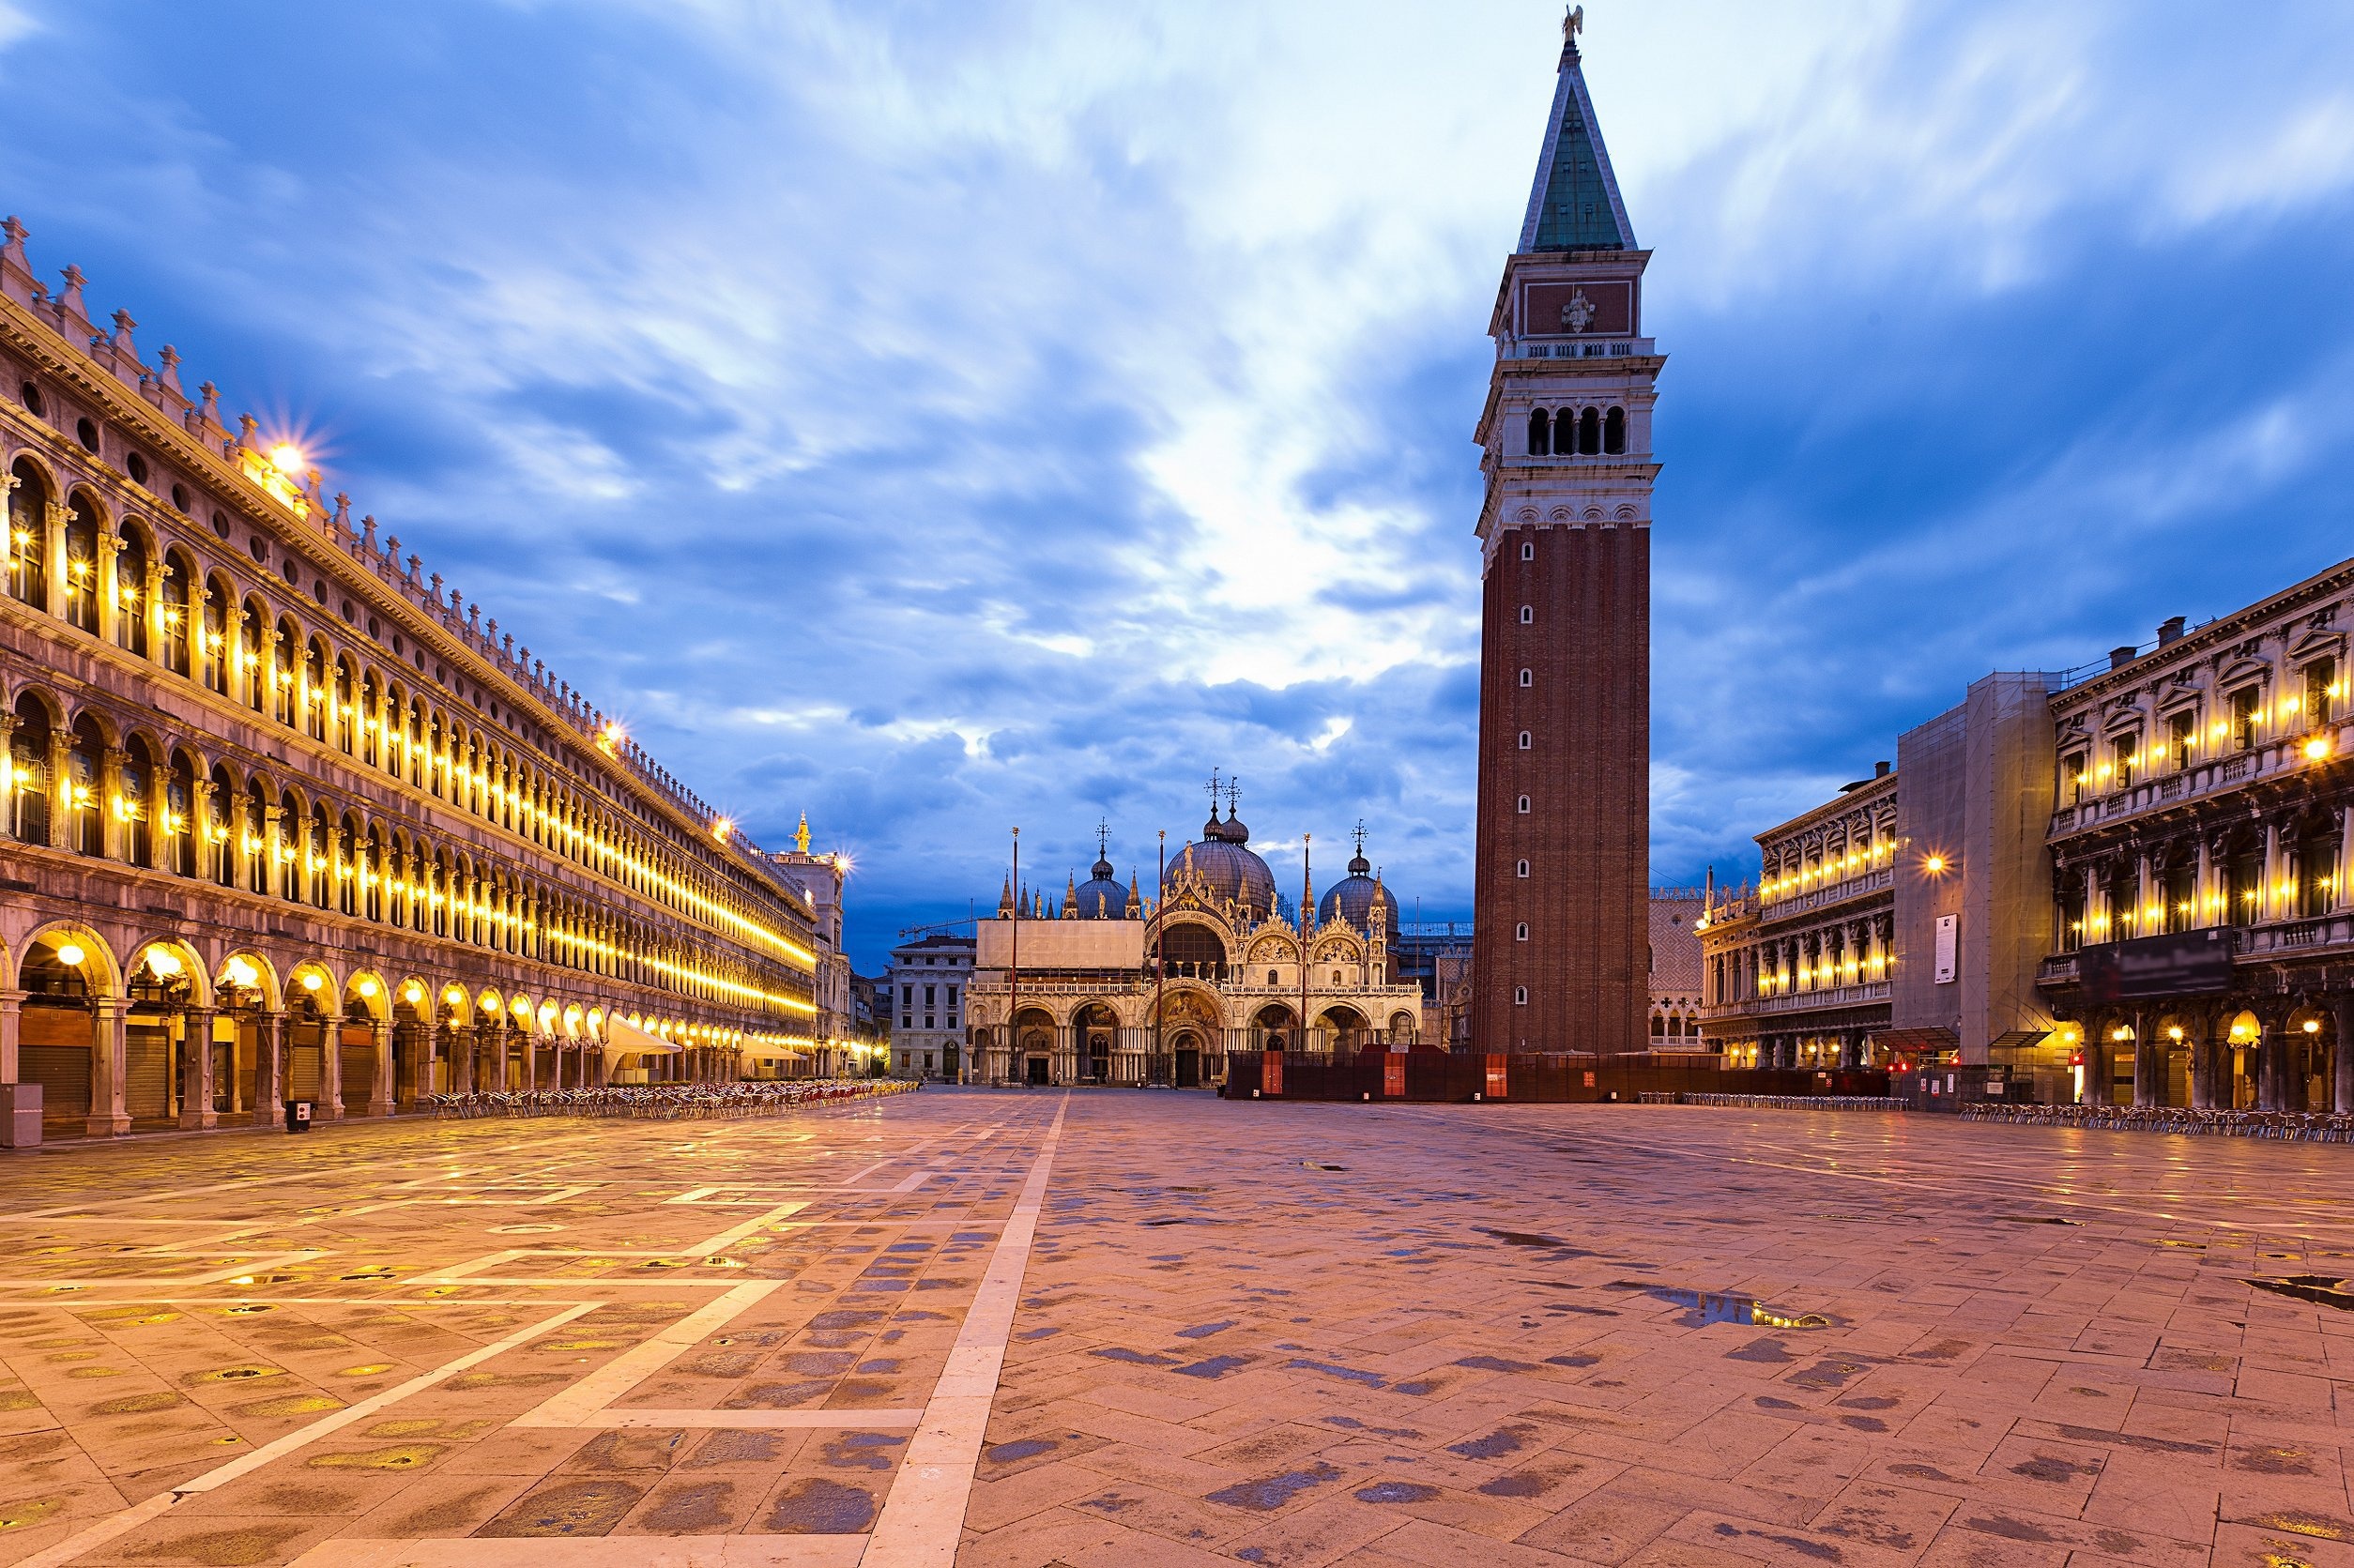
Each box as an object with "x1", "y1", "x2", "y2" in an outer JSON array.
[{"x1": 1518, "y1": 8, "x2": 1632, "y2": 253}]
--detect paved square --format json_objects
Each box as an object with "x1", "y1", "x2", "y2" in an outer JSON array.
[{"x1": 5, "y1": 1092, "x2": 2354, "y2": 1565}]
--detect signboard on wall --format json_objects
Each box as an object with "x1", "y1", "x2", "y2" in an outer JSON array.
[
  {"x1": 1933, "y1": 915, "x2": 1959, "y2": 984},
  {"x1": 2079, "y1": 929, "x2": 2233, "y2": 1004}
]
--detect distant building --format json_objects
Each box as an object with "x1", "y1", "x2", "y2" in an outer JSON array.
[
  {"x1": 765, "y1": 814, "x2": 855, "y2": 1076},
  {"x1": 1647, "y1": 887, "x2": 1708, "y2": 1049},
  {"x1": 966, "y1": 790, "x2": 1423, "y2": 1087},
  {"x1": 887, "y1": 933, "x2": 972, "y2": 1081}
]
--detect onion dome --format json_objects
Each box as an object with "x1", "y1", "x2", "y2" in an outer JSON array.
[
  {"x1": 1317, "y1": 826, "x2": 1397, "y2": 940},
  {"x1": 1166, "y1": 828, "x2": 1277, "y2": 914},
  {"x1": 1074, "y1": 851, "x2": 1126, "y2": 920}
]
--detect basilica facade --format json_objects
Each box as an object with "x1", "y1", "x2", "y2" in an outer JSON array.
[{"x1": 964, "y1": 793, "x2": 1426, "y2": 1087}]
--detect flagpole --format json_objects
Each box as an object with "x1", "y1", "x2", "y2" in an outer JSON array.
[{"x1": 1008, "y1": 826, "x2": 1019, "y2": 1088}]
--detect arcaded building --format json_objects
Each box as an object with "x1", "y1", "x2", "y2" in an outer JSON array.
[
  {"x1": 0, "y1": 220, "x2": 820, "y2": 1140},
  {"x1": 965, "y1": 798, "x2": 1423, "y2": 1087},
  {"x1": 1471, "y1": 13, "x2": 1656, "y2": 1054}
]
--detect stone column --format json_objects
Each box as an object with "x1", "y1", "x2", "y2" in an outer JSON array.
[
  {"x1": 369, "y1": 1018, "x2": 394, "y2": 1117},
  {"x1": 254, "y1": 1011, "x2": 289, "y2": 1125},
  {"x1": 2135, "y1": 855, "x2": 2154, "y2": 936},
  {"x1": 2334, "y1": 996, "x2": 2354, "y2": 1115},
  {"x1": 97, "y1": 746, "x2": 128, "y2": 863},
  {"x1": 95, "y1": 531, "x2": 120, "y2": 646},
  {"x1": 2263, "y1": 821, "x2": 2284, "y2": 923},
  {"x1": 449, "y1": 1024, "x2": 474, "y2": 1096},
  {"x1": 178, "y1": 1006, "x2": 217, "y2": 1130},
  {"x1": 143, "y1": 557, "x2": 166, "y2": 662},
  {"x1": 2255, "y1": 1014, "x2": 2282, "y2": 1112},
  {"x1": 0, "y1": 987, "x2": 18, "y2": 1088},
  {"x1": 41, "y1": 500, "x2": 67, "y2": 618},
  {"x1": 2338, "y1": 804, "x2": 2354, "y2": 914},
  {"x1": 2132, "y1": 1010, "x2": 2155, "y2": 1107},
  {"x1": 317, "y1": 1013, "x2": 343, "y2": 1119},
  {"x1": 87, "y1": 998, "x2": 130, "y2": 1136},
  {"x1": 521, "y1": 1030, "x2": 539, "y2": 1092}
]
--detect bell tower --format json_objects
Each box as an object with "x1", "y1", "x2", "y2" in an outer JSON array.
[{"x1": 1470, "y1": 6, "x2": 1658, "y2": 1054}]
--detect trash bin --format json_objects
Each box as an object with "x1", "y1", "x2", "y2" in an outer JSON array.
[{"x1": 283, "y1": 1100, "x2": 313, "y2": 1134}]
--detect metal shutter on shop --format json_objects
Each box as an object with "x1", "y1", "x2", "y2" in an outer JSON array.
[
  {"x1": 126, "y1": 1025, "x2": 173, "y2": 1120},
  {"x1": 339, "y1": 1043, "x2": 374, "y2": 1106},
  {"x1": 19, "y1": 1045, "x2": 90, "y2": 1120},
  {"x1": 287, "y1": 1043, "x2": 323, "y2": 1102}
]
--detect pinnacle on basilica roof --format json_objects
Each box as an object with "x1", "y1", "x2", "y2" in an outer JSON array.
[{"x1": 1518, "y1": 5, "x2": 1634, "y2": 253}]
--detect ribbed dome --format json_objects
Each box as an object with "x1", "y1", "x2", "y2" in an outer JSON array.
[
  {"x1": 1318, "y1": 848, "x2": 1394, "y2": 939},
  {"x1": 1073, "y1": 854, "x2": 1126, "y2": 920},
  {"x1": 1168, "y1": 835, "x2": 1276, "y2": 914}
]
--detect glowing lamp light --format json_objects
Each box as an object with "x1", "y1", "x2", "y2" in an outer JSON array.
[
  {"x1": 404, "y1": 983, "x2": 424, "y2": 1005},
  {"x1": 145, "y1": 948, "x2": 182, "y2": 980},
  {"x1": 711, "y1": 817, "x2": 733, "y2": 843},
  {"x1": 1921, "y1": 855, "x2": 1946, "y2": 875},
  {"x1": 55, "y1": 942, "x2": 84, "y2": 967},
  {"x1": 224, "y1": 956, "x2": 260, "y2": 989},
  {"x1": 267, "y1": 443, "x2": 304, "y2": 478},
  {"x1": 2166, "y1": 1026, "x2": 2183, "y2": 1042},
  {"x1": 358, "y1": 979, "x2": 379, "y2": 998},
  {"x1": 2305, "y1": 1019, "x2": 2323, "y2": 1035},
  {"x1": 2304, "y1": 737, "x2": 2331, "y2": 761},
  {"x1": 300, "y1": 972, "x2": 323, "y2": 992}
]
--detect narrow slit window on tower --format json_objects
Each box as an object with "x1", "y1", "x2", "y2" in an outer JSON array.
[
  {"x1": 1515, "y1": 922, "x2": 1529, "y2": 941},
  {"x1": 1518, "y1": 731, "x2": 1531, "y2": 750},
  {"x1": 1519, "y1": 605, "x2": 1533, "y2": 624},
  {"x1": 1578, "y1": 406, "x2": 1601, "y2": 454},
  {"x1": 1525, "y1": 407, "x2": 1550, "y2": 455},
  {"x1": 1517, "y1": 795, "x2": 1530, "y2": 814},
  {"x1": 1603, "y1": 405, "x2": 1626, "y2": 453},
  {"x1": 1516, "y1": 859, "x2": 1530, "y2": 878},
  {"x1": 1514, "y1": 986, "x2": 1528, "y2": 1006},
  {"x1": 1521, "y1": 540, "x2": 1535, "y2": 561},
  {"x1": 1519, "y1": 668, "x2": 1532, "y2": 687}
]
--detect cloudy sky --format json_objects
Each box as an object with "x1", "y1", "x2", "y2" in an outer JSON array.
[{"x1": 6, "y1": 1, "x2": 2353, "y2": 967}]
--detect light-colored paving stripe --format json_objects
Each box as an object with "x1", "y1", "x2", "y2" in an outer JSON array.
[
  {"x1": 510, "y1": 1280, "x2": 779, "y2": 1428},
  {"x1": 861, "y1": 1096, "x2": 1068, "y2": 1568},
  {"x1": 17, "y1": 1299, "x2": 599, "y2": 1568},
  {"x1": 290, "y1": 1534, "x2": 867, "y2": 1565},
  {"x1": 690, "y1": 1200, "x2": 813, "y2": 1254},
  {"x1": 564, "y1": 1407, "x2": 925, "y2": 1429}
]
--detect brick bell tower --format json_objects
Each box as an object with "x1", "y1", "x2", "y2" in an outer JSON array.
[{"x1": 1470, "y1": 6, "x2": 1658, "y2": 1055}]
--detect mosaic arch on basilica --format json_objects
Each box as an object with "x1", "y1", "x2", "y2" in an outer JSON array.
[
  {"x1": 0, "y1": 219, "x2": 827, "y2": 1143},
  {"x1": 965, "y1": 784, "x2": 1427, "y2": 1088}
]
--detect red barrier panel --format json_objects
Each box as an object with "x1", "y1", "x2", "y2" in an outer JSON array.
[
  {"x1": 1484, "y1": 1054, "x2": 1507, "y2": 1100},
  {"x1": 1383, "y1": 1054, "x2": 1405, "y2": 1098},
  {"x1": 1263, "y1": 1049, "x2": 1283, "y2": 1097}
]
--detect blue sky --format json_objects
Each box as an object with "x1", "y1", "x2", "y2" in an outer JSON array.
[{"x1": 7, "y1": 1, "x2": 2353, "y2": 968}]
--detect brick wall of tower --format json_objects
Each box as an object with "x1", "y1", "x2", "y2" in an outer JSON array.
[{"x1": 1470, "y1": 522, "x2": 1650, "y2": 1053}]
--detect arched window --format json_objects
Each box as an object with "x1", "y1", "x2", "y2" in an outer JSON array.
[
  {"x1": 1520, "y1": 540, "x2": 1535, "y2": 561},
  {"x1": 1519, "y1": 668, "x2": 1532, "y2": 687},
  {"x1": 308, "y1": 801, "x2": 332, "y2": 907},
  {"x1": 1517, "y1": 795, "x2": 1530, "y2": 813},
  {"x1": 1518, "y1": 605, "x2": 1533, "y2": 625},
  {"x1": 1526, "y1": 407, "x2": 1551, "y2": 455},
  {"x1": 7, "y1": 460, "x2": 48, "y2": 610},
  {"x1": 359, "y1": 672, "x2": 379, "y2": 766},
  {"x1": 209, "y1": 766, "x2": 238, "y2": 886},
  {"x1": 1603, "y1": 404, "x2": 1626, "y2": 454},
  {"x1": 1518, "y1": 731, "x2": 1532, "y2": 750},
  {"x1": 1516, "y1": 859, "x2": 1530, "y2": 878},
  {"x1": 1514, "y1": 986, "x2": 1527, "y2": 1005},
  {"x1": 273, "y1": 618, "x2": 300, "y2": 724},
  {"x1": 160, "y1": 551, "x2": 193, "y2": 676},
  {"x1": 245, "y1": 780, "x2": 270, "y2": 894},
  {"x1": 304, "y1": 640, "x2": 329, "y2": 740},
  {"x1": 1578, "y1": 406, "x2": 1601, "y2": 455},
  {"x1": 277, "y1": 790, "x2": 302, "y2": 900},
  {"x1": 120, "y1": 735, "x2": 156, "y2": 867},
  {"x1": 61, "y1": 494, "x2": 99, "y2": 632},
  {"x1": 1652, "y1": 1013, "x2": 1666, "y2": 1037},
  {"x1": 1515, "y1": 921, "x2": 1528, "y2": 940},
  {"x1": 114, "y1": 526, "x2": 149, "y2": 657},
  {"x1": 66, "y1": 714, "x2": 103, "y2": 855},
  {"x1": 333, "y1": 658, "x2": 355, "y2": 753},
  {"x1": 339, "y1": 811, "x2": 360, "y2": 915},
  {"x1": 9, "y1": 693, "x2": 51, "y2": 844},
  {"x1": 165, "y1": 750, "x2": 197, "y2": 876}
]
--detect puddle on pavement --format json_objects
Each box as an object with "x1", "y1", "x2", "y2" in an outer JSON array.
[
  {"x1": 1990, "y1": 1214, "x2": 2083, "y2": 1226},
  {"x1": 1480, "y1": 1228, "x2": 1567, "y2": 1248},
  {"x1": 1648, "y1": 1286, "x2": 1830, "y2": 1330},
  {"x1": 2248, "y1": 1276, "x2": 2354, "y2": 1311},
  {"x1": 1301, "y1": 1161, "x2": 1347, "y2": 1172}
]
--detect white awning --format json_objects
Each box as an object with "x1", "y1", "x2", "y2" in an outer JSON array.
[{"x1": 604, "y1": 1015, "x2": 683, "y2": 1056}]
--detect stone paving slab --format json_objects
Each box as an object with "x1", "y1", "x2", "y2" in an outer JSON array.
[{"x1": 8, "y1": 1092, "x2": 2354, "y2": 1563}]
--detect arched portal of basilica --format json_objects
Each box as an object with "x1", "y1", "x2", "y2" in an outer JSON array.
[{"x1": 965, "y1": 788, "x2": 1427, "y2": 1088}]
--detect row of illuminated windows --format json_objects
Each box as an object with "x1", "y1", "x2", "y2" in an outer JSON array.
[
  {"x1": 3, "y1": 687, "x2": 811, "y2": 1019},
  {"x1": 1761, "y1": 833, "x2": 1896, "y2": 901},
  {"x1": 1524, "y1": 404, "x2": 1628, "y2": 456},
  {"x1": 2054, "y1": 832, "x2": 2342, "y2": 950},
  {"x1": 1708, "y1": 924, "x2": 1894, "y2": 1003},
  {"x1": 2063, "y1": 659, "x2": 2340, "y2": 799},
  {"x1": 3, "y1": 454, "x2": 807, "y2": 968}
]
